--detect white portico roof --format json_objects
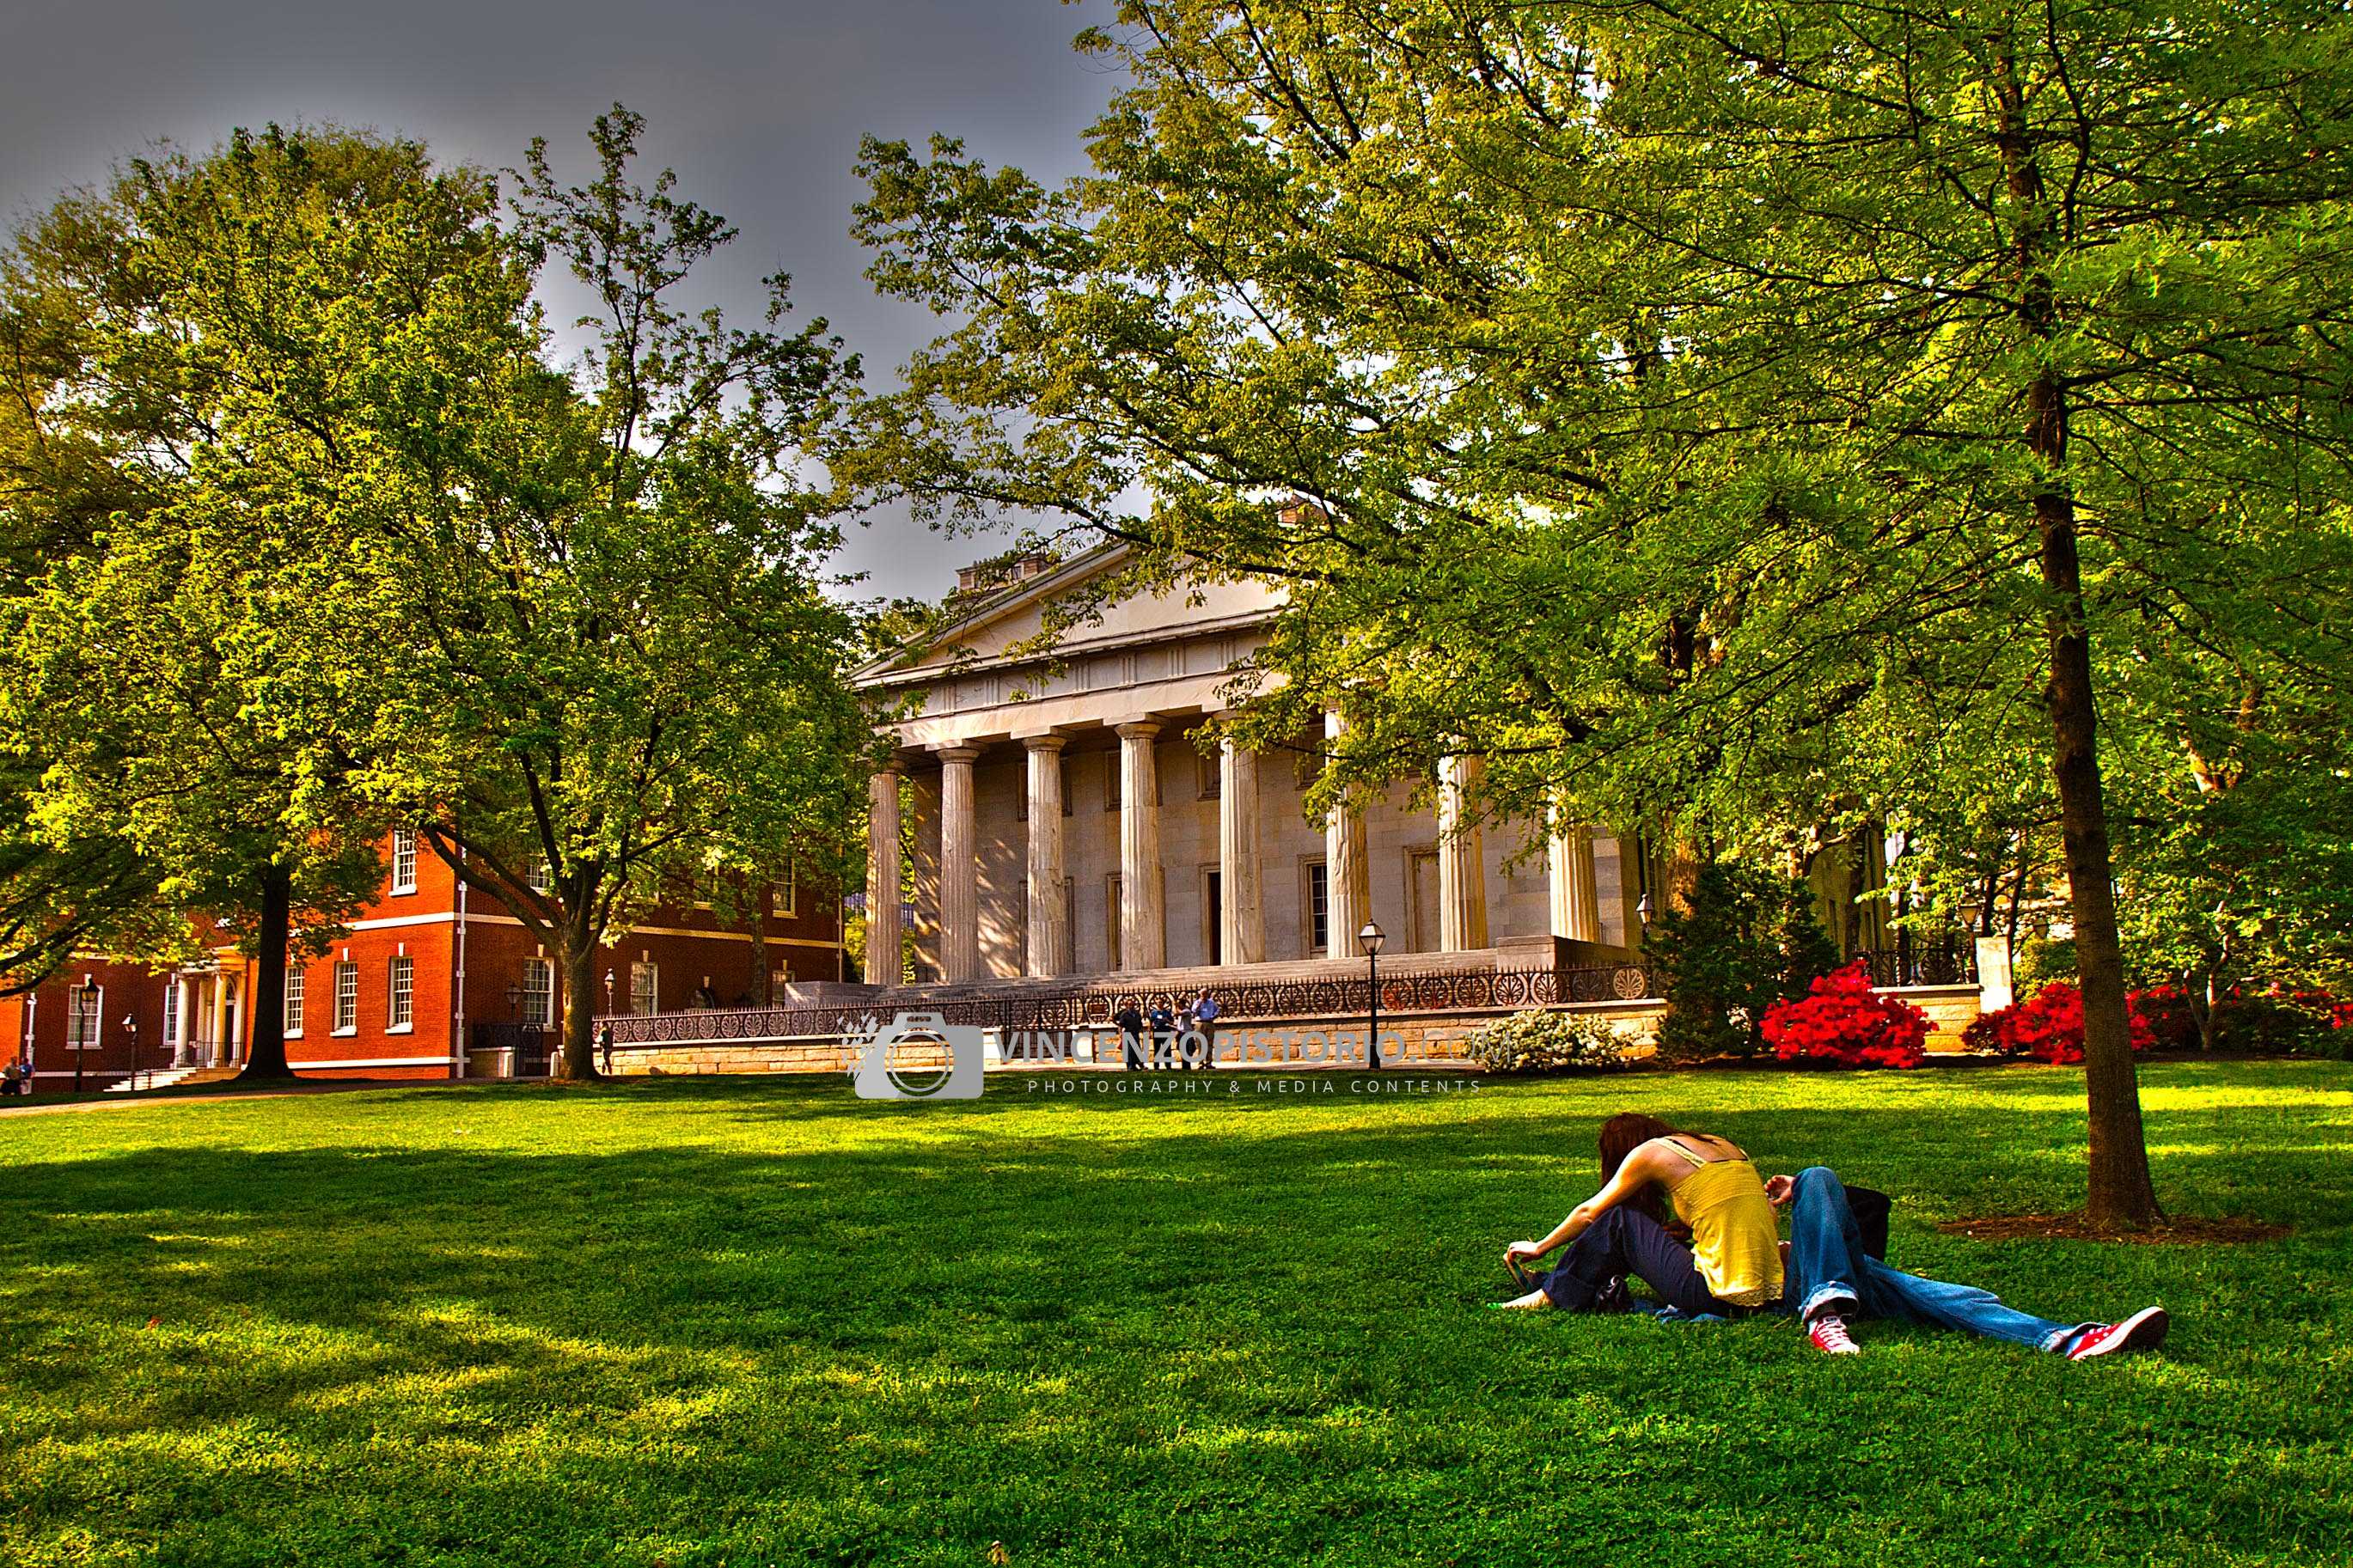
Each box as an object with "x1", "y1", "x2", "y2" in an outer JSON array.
[{"x1": 856, "y1": 542, "x2": 1288, "y2": 753}]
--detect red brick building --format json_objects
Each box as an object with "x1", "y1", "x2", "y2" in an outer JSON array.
[{"x1": 0, "y1": 833, "x2": 843, "y2": 1092}]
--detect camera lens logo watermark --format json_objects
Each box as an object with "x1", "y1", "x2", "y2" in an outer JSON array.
[{"x1": 850, "y1": 1011, "x2": 986, "y2": 1101}]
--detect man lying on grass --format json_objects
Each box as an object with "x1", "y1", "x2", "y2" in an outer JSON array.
[{"x1": 1498, "y1": 1113, "x2": 2169, "y2": 1360}]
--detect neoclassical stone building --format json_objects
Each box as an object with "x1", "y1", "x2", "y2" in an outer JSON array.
[{"x1": 853, "y1": 546, "x2": 1646, "y2": 988}]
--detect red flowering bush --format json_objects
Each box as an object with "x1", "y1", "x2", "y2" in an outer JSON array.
[
  {"x1": 1963, "y1": 982, "x2": 2156, "y2": 1064},
  {"x1": 2126, "y1": 984, "x2": 2199, "y2": 1052},
  {"x1": 1760, "y1": 961, "x2": 1930, "y2": 1069}
]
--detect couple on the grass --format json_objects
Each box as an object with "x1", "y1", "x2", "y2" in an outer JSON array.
[{"x1": 1498, "y1": 1113, "x2": 2171, "y2": 1360}]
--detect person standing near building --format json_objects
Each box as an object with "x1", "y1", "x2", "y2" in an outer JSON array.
[
  {"x1": 1190, "y1": 990, "x2": 1221, "y2": 1069},
  {"x1": 2, "y1": 1059, "x2": 20, "y2": 1097},
  {"x1": 1147, "y1": 1001, "x2": 1176, "y2": 1070},
  {"x1": 1114, "y1": 1001, "x2": 1146, "y2": 1071}
]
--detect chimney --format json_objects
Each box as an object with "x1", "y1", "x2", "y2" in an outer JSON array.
[{"x1": 950, "y1": 549, "x2": 1060, "y2": 605}]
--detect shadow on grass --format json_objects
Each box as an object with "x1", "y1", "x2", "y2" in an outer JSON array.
[{"x1": 0, "y1": 1063, "x2": 2347, "y2": 1567}]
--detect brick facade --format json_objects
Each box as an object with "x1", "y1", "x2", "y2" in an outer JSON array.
[{"x1": 0, "y1": 835, "x2": 844, "y2": 1091}]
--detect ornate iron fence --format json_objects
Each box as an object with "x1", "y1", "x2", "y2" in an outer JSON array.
[
  {"x1": 1861, "y1": 939, "x2": 1979, "y2": 989},
  {"x1": 599, "y1": 960, "x2": 1663, "y2": 1047}
]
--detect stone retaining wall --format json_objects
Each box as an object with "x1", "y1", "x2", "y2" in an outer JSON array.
[
  {"x1": 1891, "y1": 985, "x2": 1983, "y2": 1052},
  {"x1": 606, "y1": 985, "x2": 1983, "y2": 1077}
]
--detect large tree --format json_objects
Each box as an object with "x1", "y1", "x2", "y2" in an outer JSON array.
[
  {"x1": 0, "y1": 127, "x2": 499, "y2": 1074},
  {"x1": 3, "y1": 111, "x2": 871, "y2": 1083},
  {"x1": 333, "y1": 107, "x2": 872, "y2": 1079},
  {"x1": 836, "y1": 1, "x2": 2353, "y2": 1225}
]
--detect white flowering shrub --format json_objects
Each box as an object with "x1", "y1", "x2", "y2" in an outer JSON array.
[{"x1": 1464, "y1": 1010, "x2": 1635, "y2": 1075}]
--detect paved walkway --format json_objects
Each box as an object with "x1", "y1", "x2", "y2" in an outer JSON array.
[{"x1": 0, "y1": 1081, "x2": 461, "y2": 1117}]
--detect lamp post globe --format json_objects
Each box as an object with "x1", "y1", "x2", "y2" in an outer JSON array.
[{"x1": 1357, "y1": 921, "x2": 1385, "y2": 1071}]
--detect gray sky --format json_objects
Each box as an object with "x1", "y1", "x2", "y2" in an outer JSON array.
[{"x1": 0, "y1": 0, "x2": 1123, "y2": 603}]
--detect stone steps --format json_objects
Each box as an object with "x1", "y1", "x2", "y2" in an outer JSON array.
[{"x1": 102, "y1": 1064, "x2": 244, "y2": 1093}]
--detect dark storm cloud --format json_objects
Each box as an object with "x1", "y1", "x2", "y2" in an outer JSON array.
[{"x1": 0, "y1": 0, "x2": 1121, "y2": 601}]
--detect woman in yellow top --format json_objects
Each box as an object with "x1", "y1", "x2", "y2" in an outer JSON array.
[{"x1": 1497, "y1": 1113, "x2": 1783, "y2": 1315}]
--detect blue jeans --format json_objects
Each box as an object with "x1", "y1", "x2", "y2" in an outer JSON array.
[
  {"x1": 1786, "y1": 1167, "x2": 2093, "y2": 1353},
  {"x1": 1538, "y1": 1205, "x2": 1748, "y2": 1318}
]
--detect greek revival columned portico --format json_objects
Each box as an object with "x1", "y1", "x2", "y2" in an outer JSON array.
[{"x1": 853, "y1": 546, "x2": 1647, "y2": 986}]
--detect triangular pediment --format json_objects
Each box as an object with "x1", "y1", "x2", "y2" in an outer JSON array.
[{"x1": 858, "y1": 543, "x2": 1287, "y2": 688}]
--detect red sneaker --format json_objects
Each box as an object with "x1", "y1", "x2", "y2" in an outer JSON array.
[
  {"x1": 1808, "y1": 1314, "x2": 1861, "y2": 1356},
  {"x1": 2068, "y1": 1306, "x2": 2169, "y2": 1360}
]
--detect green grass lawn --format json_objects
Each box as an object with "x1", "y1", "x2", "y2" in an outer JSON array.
[{"x1": 2, "y1": 1062, "x2": 2348, "y2": 1567}]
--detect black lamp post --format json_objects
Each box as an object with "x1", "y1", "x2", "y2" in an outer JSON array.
[
  {"x1": 1635, "y1": 894, "x2": 1655, "y2": 994},
  {"x1": 603, "y1": 968, "x2": 617, "y2": 1016},
  {"x1": 75, "y1": 974, "x2": 97, "y2": 1094},
  {"x1": 1358, "y1": 920, "x2": 1385, "y2": 1071},
  {"x1": 122, "y1": 1013, "x2": 138, "y2": 1090},
  {"x1": 504, "y1": 983, "x2": 523, "y2": 1022}
]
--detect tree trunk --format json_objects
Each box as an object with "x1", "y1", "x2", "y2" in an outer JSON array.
[
  {"x1": 237, "y1": 862, "x2": 296, "y2": 1081},
  {"x1": 556, "y1": 924, "x2": 602, "y2": 1081},
  {"x1": 2003, "y1": 833, "x2": 2031, "y2": 979},
  {"x1": 2031, "y1": 372, "x2": 2161, "y2": 1229},
  {"x1": 750, "y1": 897, "x2": 771, "y2": 1006}
]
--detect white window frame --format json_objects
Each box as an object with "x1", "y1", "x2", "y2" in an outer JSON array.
[
  {"x1": 284, "y1": 969, "x2": 305, "y2": 1037},
  {"x1": 1304, "y1": 857, "x2": 1331, "y2": 957},
  {"x1": 629, "y1": 961, "x2": 659, "y2": 1016},
  {"x1": 387, "y1": 955, "x2": 413, "y2": 1032},
  {"x1": 528, "y1": 857, "x2": 553, "y2": 894},
  {"x1": 775, "y1": 863, "x2": 798, "y2": 918},
  {"x1": 521, "y1": 958, "x2": 555, "y2": 1028},
  {"x1": 333, "y1": 961, "x2": 358, "y2": 1034},
  {"x1": 390, "y1": 828, "x2": 419, "y2": 894},
  {"x1": 162, "y1": 982, "x2": 180, "y2": 1050},
  {"x1": 67, "y1": 982, "x2": 103, "y2": 1052}
]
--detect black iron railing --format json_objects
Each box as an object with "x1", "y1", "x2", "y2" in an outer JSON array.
[
  {"x1": 1861, "y1": 940, "x2": 1979, "y2": 989},
  {"x1": 469, "y1": 1022, "x2": 551, "y2": 1076},
  {"x1": 598, "y1": 961, "x2": 1663, "y2": 1047}
]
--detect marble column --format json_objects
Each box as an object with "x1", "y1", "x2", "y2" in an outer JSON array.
[
  {"x1": 864, "y1": 764, "x2": 903, "y2": 986},
  {"x1": 1323, "y1": 711, "x2": 1369, "y2": 956},
  {"x1": 937, "y1": 746, "x2": 982, "y2": 983},
  {"x1": 228, "y1": 979, "x2": 245, "y2": 1065},
  {"x1": 1219, "y1": 735, "x2": 1265, "y2": 966},
  {"x1": 1548, "y1": 814, "x2": 1602, "y2": 944},
  {"x1": 1437, "y1": 754, "x2": 1490, "y2": 952},
  {"x1": 1116, "y1": 723, "x2": 1164, "y2": 971},
  {"x1": 171, "y1": 976, "x2": 193, "y2": 1067},
  {"x1": 208, "y1": 972, "x2": 228, "y2": 1068},
  {"x1": 1024, "y1": 736, "x2": 1069, "y2": 977}
]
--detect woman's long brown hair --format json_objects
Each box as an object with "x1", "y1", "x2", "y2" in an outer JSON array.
[{"x1": 1598, "y1": 1112, "x2": 1683, "y2": 1222}]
